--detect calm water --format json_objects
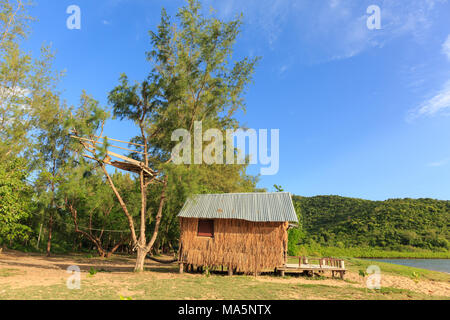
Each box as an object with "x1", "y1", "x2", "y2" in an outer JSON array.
[{"x1": 369, "y1": 259, "x2": 450, "y2": 273}]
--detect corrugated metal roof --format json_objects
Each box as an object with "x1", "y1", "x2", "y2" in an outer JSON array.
[{"x1": 178, "y1": 192, "x2": 298, "y2": 223}]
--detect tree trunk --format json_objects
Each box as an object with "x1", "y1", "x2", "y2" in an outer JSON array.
[
  {"x1": 46, "y1": 213, "x2": 53, "y2": 257},
  {"x1": 105, "y1": 237, "x2": 128, "y2": 258},
  {"x1": 47, "y1": 175, "x2": 56, "y2": 257},
  {"x1": 100, "y1": 164, "x2": 137, "y2": 244},
  {"x1": 67, "y1": 199, "x2": 125, "y2": 259},
  {"x1": 134, "y1": 247, "x2": 148, "y2": 272},
  {"x1": 144, "y1": 177, "x2": 168, "y2": 253},
  {"x1": 36, "y1": 223, "x2": 43, "y2": 250}
]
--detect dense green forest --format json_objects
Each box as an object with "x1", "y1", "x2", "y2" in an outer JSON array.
[
  {"x1": 0, "y1": 0, "x2": 260, "y2": 271},
  {"x1": 288, "y1": 195, "x2": 449, "y2": 256},
  {"x1": 1, "y1": 0, "x2": 448, "y2": 264}
]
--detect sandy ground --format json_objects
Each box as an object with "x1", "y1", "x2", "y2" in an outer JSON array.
[
  {"x1": 256, "y1": 269, "x2": 450, "y2": 297},
  {"x1": 0, "y1": 250, "x2": 449, "y2": 298},
  {"x1": 0, "y1": 250, "x2": 185, "y2": 291}
]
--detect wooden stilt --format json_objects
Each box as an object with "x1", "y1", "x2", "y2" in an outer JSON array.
[
  {"x1": 179, "y1": 263, "x2": 184, "y2": 274},
  {"x1": 228, "y1": 267, "x2": 233, "y2": 276}
]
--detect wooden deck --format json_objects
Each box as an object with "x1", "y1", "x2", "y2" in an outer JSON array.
[
  {"x1": 277, "y1": 257, "x2": 346, "y2": 279},
  {"x1": 178, "y1": 256, "x2": 347, "y2": 279}
]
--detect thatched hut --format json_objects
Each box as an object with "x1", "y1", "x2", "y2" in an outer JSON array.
[{"x1": 177, "y1": 192, "x2": 298, "y2": 275}]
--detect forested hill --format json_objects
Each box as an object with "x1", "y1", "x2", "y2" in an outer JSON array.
[{"x1": 292, "y1": 195, "x2": 450, "y2": 250}]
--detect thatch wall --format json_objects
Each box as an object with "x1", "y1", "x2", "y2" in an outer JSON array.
[{"x1": 179, "y1": 218, "x2": 288, "y2": 274}]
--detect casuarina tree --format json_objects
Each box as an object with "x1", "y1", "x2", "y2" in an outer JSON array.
[{"x1": 72, "y1": 0, "x2": 259, "y2": 272}]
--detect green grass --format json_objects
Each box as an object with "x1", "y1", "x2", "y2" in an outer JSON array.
[
  {"x1": 345, "y1": 258, "x2": 449, "y2": 282},
  {"x1": 0, "y1": 272, "x2": 447, "y2": 300},
  {"x1": 287, "y1": 255, "x2": 449, "y2": 282},
  {"x1": 0, "y1": 268, "x2": 25, "y2": 278},
  {"x1": 1, "y1": 251, "x2": 448, "y2": 300}
]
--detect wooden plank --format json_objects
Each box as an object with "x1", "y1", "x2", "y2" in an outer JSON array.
[
  {"x1": 278, "y1": 267, "x2": 345, "y2": 271},
  {"x1": 82, "y1": 151, "x2": 155, "y2": 178},
  {"x1": 71, "y1": 135, "x2": 147, "y2": 155},
  {"x1": 84, "y1": 142, "x2": 141, "y2": 165},
  {"x1": 73, "y1": 136, "x2": 145, "y2": 165},
  {"x1": 104, "y1": 143, "x2": 146, "y2": 155},
  {"x1": 93, "y1": 135, "x2": 146, "y2": 147},
  {"x1": 70, "y1": 131, "x2": 146, "y2": 147},
  {"x1": 82, "y1": 153, "x2": 112, "y2": 164}
]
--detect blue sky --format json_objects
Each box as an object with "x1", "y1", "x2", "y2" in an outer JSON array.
[{"x1": 24, "y1": 0, "x2": 450, "y2": 200}]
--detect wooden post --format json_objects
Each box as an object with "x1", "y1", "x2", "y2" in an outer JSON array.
[
  {"x1": 179, "y1": 263, "x2": 184, "y2": 274},
  {"x1": 228, "y1": 266, "x2": 233, "y2": 276},
  {"x1": 36, "y1": 223, "x2": 43, "y2": 249},
  {"x1": 280, "y1": 270, "x2": 285, "y2": 277}
]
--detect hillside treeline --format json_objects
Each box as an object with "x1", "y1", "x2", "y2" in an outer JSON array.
[{"x1": 292, "y1": 195, "x2": 449, "y2": 252}]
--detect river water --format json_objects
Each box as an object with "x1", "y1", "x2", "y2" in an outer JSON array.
[{"x1": 369, "y1": 259, "x2": 450, "y2": 273}]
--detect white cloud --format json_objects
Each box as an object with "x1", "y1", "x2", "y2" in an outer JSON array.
[
  {"x1": 102, "y1": 20, "x2": 111, "y2": 25},
  {"x1": 408, "y1": 80, "x2": 450, "y2": 120},
  {"x1": 442, "y1": 35, "x2": 450, "y2": 60},
  {"x1": 427, "y1": 158, "x2": 450, "y2": 167},
  {"x1": 279, "y1": 64, "x2": 288, "y2": 75},
  {"x1": 204, "y1": 0, "x2": 447, "y2": 63}
]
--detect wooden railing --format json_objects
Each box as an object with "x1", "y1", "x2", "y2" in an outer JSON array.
[{"x1": 291, "y1": 256, "x2": 345, "y2": 269}]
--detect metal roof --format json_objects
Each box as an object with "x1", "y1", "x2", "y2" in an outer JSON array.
[{"x1": 178, "y1": 192, "x2": 298, "y2": 223}]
